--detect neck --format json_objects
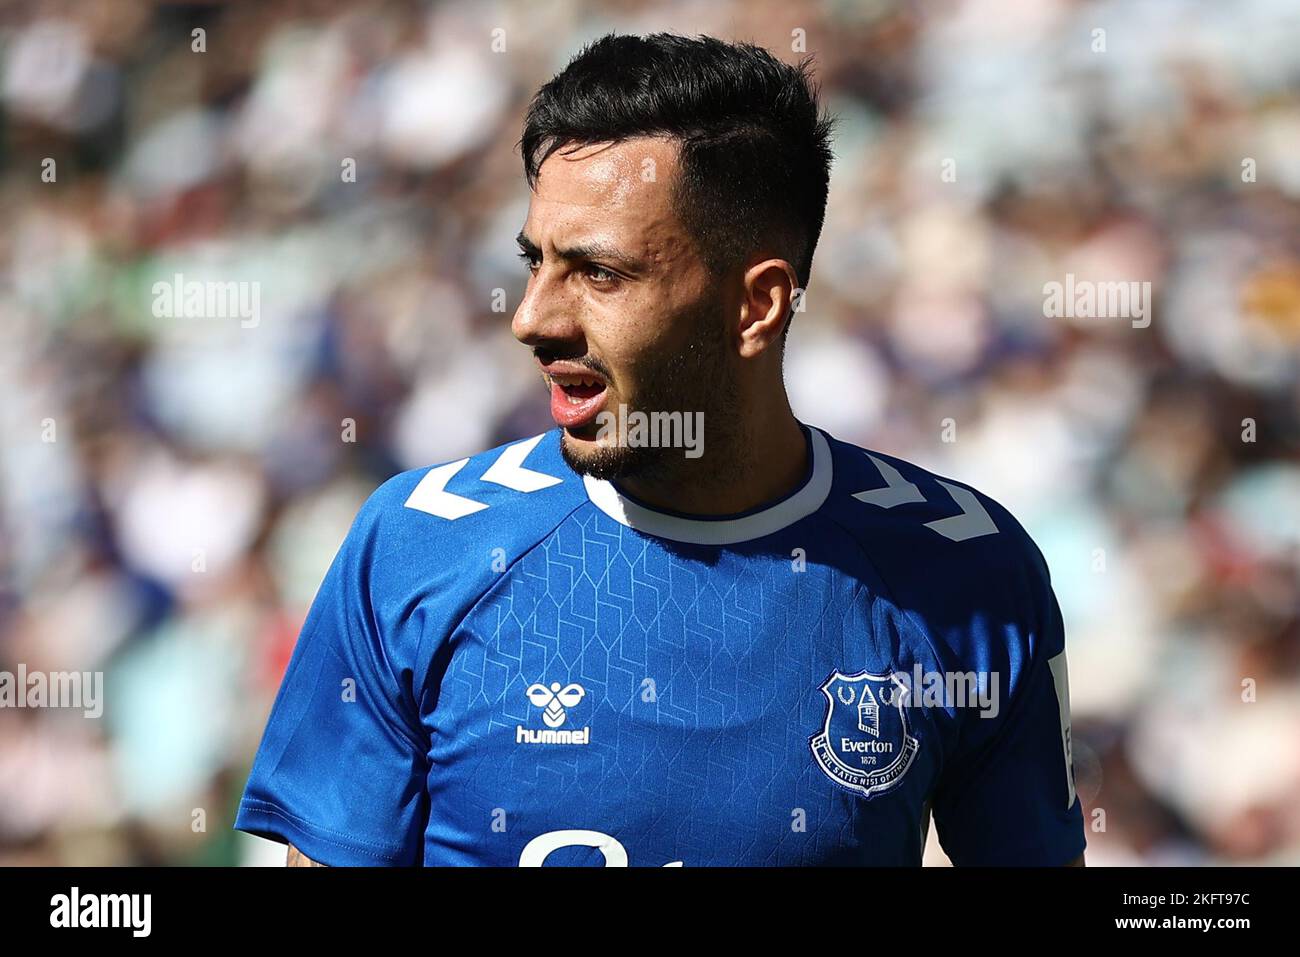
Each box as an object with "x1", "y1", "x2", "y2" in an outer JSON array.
[{"x1": 616, "y1": 399, "x2": 809, "y2": 517}]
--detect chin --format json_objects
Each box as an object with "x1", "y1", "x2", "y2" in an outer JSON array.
[{"x1": 560, "y1": 430, "x2": 650, "y2": 482}]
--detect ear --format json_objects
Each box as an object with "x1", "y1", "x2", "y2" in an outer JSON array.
[{"x1": 737, "y1": 258, "x2": 799, "y2": 359}]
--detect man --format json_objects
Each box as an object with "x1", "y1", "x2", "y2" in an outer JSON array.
[{"x1": 235, "y1": 33, "x2": 1086, "y2": 866}]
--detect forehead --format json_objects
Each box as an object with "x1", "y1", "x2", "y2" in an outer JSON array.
[{"x1": 525, "y1": 136, "x2": 684, "y2": 240}]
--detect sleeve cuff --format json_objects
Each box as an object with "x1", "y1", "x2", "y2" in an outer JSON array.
[{"x1": 234, "y1": 798, "x2": 412, "y2": 866}]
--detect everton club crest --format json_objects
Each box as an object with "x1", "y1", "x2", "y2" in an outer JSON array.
[{"x1": 810, "y1": 670, "x2": 919, "y2": 798}]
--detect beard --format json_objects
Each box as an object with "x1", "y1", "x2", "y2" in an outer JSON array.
[{"x1": 559, "y1": 297, "x2": 741, "y2": 487}]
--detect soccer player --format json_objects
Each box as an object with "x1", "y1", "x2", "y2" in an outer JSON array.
[{"x1": 235, "y1": 33, "x2": 1086, "y2": 867}]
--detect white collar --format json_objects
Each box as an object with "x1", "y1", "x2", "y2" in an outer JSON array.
[{"x1": 582, "y1": 427, "x2": 833, "y2": 545}]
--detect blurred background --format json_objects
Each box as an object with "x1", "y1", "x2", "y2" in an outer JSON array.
[{"x1": 0, "y1": 0, "x2": 1298, "y2": 866}]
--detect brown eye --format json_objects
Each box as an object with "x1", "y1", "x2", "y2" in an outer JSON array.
[{"x1": 585, "y1": 264, "x2": 617, "y2": 284}]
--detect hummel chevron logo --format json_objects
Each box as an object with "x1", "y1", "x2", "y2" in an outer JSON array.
[
  {"x1": 853, "y1": 455, "x2": 926, "y2": 508},
  {"x1": 853, "y1": 454, "x2": 999, "y2": 542},
  {"x1": 480, "y1": 435, "x2": 565, "y2": 493},
  {"x1": 403, "y1": 435, "x2": 563, "y2": 520},
  {"x1": 403, "y1": 459, "x2": 488, "y2": 520},
  {"x1": 924, "y1": 481, "x2": 999, "y2": 542}
]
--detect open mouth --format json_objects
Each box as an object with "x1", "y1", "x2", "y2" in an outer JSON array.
[{"x1": 546, "y1": 370, "x2": 609, "y2": 430}]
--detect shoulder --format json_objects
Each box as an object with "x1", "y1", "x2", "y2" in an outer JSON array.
[
  {"x1": 356, "y1": 429, "x2": 588, "y2": 542},
  {"x1": 336, "y1": 431, "x2": 589, "y2": 606},
  {"x1": 314, "y1": 431, "x2": 590, "y2": 648},
  {"x1": 814, "y1": 428, "x2": 1056, "y2": 644}
]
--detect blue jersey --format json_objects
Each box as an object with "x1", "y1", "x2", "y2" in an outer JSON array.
[{"x1": 235, "y1": 425, "x2": 1085, "y2": 866}]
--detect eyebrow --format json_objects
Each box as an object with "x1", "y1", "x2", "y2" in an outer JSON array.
[{"x1": 515, "y1": 231, "x2": 641, "y2": 272}]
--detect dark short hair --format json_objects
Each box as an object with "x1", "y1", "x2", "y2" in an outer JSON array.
[{"x1": 520, "y1": 33, "x2": 835, "y2": 292}]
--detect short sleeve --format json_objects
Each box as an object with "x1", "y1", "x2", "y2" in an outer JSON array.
[
  {"x1": 234, "y1": 492, "x2": 430, "y2": 865},
  {"x1": 930, "y1": 538, "x2": 1086, "y2": 866}
]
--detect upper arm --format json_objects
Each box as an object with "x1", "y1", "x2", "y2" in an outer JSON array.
[
  {"x1": 234, "y1": 489, "x2": 431, "y2": 866},
  {"x1": 286, "y1": 844, "x2": 327, "y2": 867},
  {"x1": 930, "y1": 528, "x2": 1087, "y2": 866}
]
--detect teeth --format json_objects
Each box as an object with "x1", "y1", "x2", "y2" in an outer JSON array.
[
  {"x1": 555, "y1": 375, "x2": 602, "y2": 388},
  {"x1": 553, "y1": 373, "x2": 604, "y2": 404}
]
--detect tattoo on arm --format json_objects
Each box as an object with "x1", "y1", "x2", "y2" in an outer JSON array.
[{"x1": 286, "y1": 844, "x2": 327, "y2": 867}]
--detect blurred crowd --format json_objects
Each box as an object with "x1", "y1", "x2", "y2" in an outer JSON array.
[{"x1": 0, "y1": 0, "x2": 1298, "y2": 865}]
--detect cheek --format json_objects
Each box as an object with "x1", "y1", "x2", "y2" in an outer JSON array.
[{"x1": 587, "y1": 294, "x2": 674, "y2": 383}]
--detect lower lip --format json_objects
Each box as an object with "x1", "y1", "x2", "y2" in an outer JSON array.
[{"x1": 550, "y1": 382, "x2": 608, "y2": 430}]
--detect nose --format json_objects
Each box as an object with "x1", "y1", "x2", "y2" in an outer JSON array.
[{"x1": 511, "y1": 268, "x2": 583, "y2": 351}]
